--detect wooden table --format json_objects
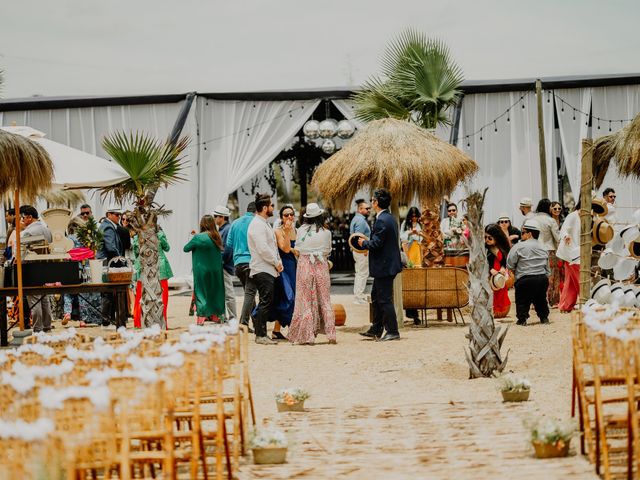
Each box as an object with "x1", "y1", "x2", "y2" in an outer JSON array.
[{"x1": 0, "y1": 282, "x2": 130, "y2": 346}]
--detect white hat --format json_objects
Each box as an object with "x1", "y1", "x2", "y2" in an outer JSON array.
[
  {"x1": 105, "y1": 205, "x2": 122, "y2": 214},
  {"x1": 213, "y1": 205, "x2": 230, "y2": 217},
  {"x1": 303, "y1": 203, "x2": 324, "y2": 218},
  {"x1": 498, "y1": 212, "x2": 510, "y2": 221},
  {"x1": 519, "y1": 197, "x2": 533, "y2": 207},
  {"x1": 522, "y1": 218, "x2": 540, "y2": 231}
]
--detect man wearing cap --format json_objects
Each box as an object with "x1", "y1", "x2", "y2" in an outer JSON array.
[
  {"x1": 506, "y1": 218, "x2": 550, "y2": 325},
  {"x1": 350, "y1": 199, "x2": 371, "y2": 305},
  {"x1": 519, "y1": 197, "x2": 535, "y2": 225},
  {"x1": 357, "y1": 188, "x2": 403, "y2": 341},
  {"x1": 97, "y1": 206, "x2": 125, "y2": 329},
  {"x1": 214, "y1": 205, "x2": 237, "y2": 320}
]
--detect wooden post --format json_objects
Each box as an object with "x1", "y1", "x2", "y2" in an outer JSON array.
[
  {"x1": 14, "y1": 190, "x2": 25, "y2": 330},
  {"x1": 390, "y1": 199, "x2": 404, "y2": 330},
  {"x1": 535, "y1": 79, "x2": 549, "y2": 198},
  {"x1": 579, "y1": 139, "x2": 593, "y2": 305}
]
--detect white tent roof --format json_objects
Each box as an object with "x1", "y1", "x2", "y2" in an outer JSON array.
[{"x1": 0, "y1": 126, "x2": 128, "y2": 189}]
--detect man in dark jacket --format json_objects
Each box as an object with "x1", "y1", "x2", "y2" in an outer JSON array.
[
  {"x1": 214, "y1": 205, "x2": 236, "y2": 320},
  {"x1": 97, "y1": 206, "x2": 125, "y2": 328},
  {"x1": 357, "y1": 188, "x2": 402, "y2": 341}
]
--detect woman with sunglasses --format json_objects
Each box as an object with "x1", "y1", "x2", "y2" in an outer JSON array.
[
  {"x1": 485, "y1": 224, "x2": 512, "y2": 318},
  {"x1": 497, "y1": 213, "x2": 521, "y2": 246},
  {"x1": 550, "y1": 201, "x2": 563, "y2": 226},
  {"x1": 400, "y1": 207, "x2": 424, "y2": 266},
  {"x1": 440, "y1": 203, "x2": 463, "y2": 247},
  {"x1": 267, "y1": 205, "x2": 298, "y2": 340}
]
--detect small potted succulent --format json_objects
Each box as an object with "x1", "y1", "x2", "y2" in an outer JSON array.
[
  {"x1": 275, "y1": 387, "x2": 310, "y2": 412},
  {"x1": 497, "y1": 374, "x2": 531, "y2": 402},
  {"x1": 525, "y1": 416, "x2": 576, "y2": 458},
  {"x1": 250, "y1": 426, "x2": 288, "y2": 464}
]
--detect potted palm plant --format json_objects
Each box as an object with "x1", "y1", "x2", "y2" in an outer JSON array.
[{"x1": 99, "y1": 132, "x2": 188, "y2": 328}]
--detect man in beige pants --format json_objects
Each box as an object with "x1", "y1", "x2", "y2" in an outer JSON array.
[{"x1": 350, "y1": 199, "x2": 371, "y2": 304}]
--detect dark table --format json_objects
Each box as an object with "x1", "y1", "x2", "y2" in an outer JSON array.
[{"x1": 0, "y1": 282, "x2": 130, "y2": 346}]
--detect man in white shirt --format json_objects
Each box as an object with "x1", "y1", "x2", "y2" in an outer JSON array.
[
  {"x1": 19, "y1": 205, "x2": 53, "y2": 332},
  {"x1": 518, "y1": 197, "x2": 535, "y2": 225},
  {"x1": 247, "y1": 193, "x2": 283, "y2": 345}
]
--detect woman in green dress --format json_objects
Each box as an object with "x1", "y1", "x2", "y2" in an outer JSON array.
[{"x1": 183, "y1": 215, "x2": 226, "y2": 324}]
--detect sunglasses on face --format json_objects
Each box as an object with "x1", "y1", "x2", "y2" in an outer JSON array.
[
  {"x1": 552, "y1": 206, "x2": 561, "y2": 210},
  {"x1": 80, "y1": 212, "x2": 91, "y2": 217},
  {"x1": 448, "y1": 209, "x2": 456, "y2": 213},
  {"x1": 608, "y1": 195, "x2": 616, "y2": 199},
  {"x1": 498, "y1": 220, "x2": 509, "y2": 224},
  {"x1": 484, "y1": 235, "x2": 494, "y2": 241},
  {"x1": 282, "y1": 212, "x2": 294, "y2": 217}
]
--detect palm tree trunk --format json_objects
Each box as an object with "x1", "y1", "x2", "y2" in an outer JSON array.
[
  {"x1": 138, "y1": 213, "x2": 164, "y2": 329},
  {"x1": 464, "y1": 189, "x2": 508, "y2": 378}
]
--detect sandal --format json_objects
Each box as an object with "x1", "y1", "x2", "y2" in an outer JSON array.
[
  {"x1": 61, "y1": 313, "x2": 71, "y2": 326},
  {"x1": 272, "y1": 331, "x2": 288, "y2": 341}
]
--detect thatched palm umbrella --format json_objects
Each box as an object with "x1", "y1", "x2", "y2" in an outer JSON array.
[
  {"x1": 312, "y1": 117, "x2": 478, "y2": 326},
  {"x1": 0, "y1": 128, "x2": 54, "y2": 329},
  {"x1": 312, "y1": 118, "x2": 478, "y2": 209},
  {"x1": 592, "y1": 112, "x2": 640, "y2": 188}
]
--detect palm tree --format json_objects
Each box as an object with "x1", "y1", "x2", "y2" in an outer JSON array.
[
  {"x1": 353, "y1": 29, "x2": 464, "y2": 130},
  {"x1": 100, "y1": 132, "x2": 189, "y2": 328}
]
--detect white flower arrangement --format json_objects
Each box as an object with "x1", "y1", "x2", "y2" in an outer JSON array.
[
  {"x1": 34, "y1": 327, "x2": 77, "y2": 344},
  {"x1": 524, "y1": 416, "x2": 576, "y2": 446},
  {"x1": 0, "y1": 418, "x2": 54, "y2": 441},
  {"x1": 39, "y1": 385, "x2": 110, "y2": 411},
  {"x1": 249, "y1": 426, "x2": 288, "y2": 449},
  {"x1": 581, "y1": 304, "x2": 640, "y2": 340},
  {"x1": 16, "y1": 343, "x2": 56, "y2": 358},
  {"x1": 275, "y1": 387, "x2": 310, "y2": 405},
  {"x1": 117, "y1": 324, "x2": 162, "y2": 340},
  {"x1": 497, "y1": 374, "x2": 531, "y2": 393}
]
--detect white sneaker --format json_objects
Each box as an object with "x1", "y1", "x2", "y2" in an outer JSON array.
[{"x1": 255, "y1": 336, "x2": 278, "y2": 345}]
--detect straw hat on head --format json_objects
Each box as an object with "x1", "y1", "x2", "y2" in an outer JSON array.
[
  {"x1": 303, "y1": 203, "x2": 324, "y2": 218},
  {"x1": 213, "y1": 205, "x2": 230, "y2": 217},
  {"x1": 105, "y1": 205, "x2": 122, "y2": 214},
  {"x1": 519, "y1": 197, "x2": 533, "y2": 207},
  {"x1": 522, "y1": 218, "x2": 540, "y2": 231},
  {"x1": 498, "y1": 212, "x2": 510, "y2": 222}
]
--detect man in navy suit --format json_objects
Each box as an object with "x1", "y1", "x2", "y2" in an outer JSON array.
[
  {"x1": 97, "y1": 206, "x2": 125, "y2": 329},
  {"x1": 357, "y1": 188, "x2": 402, "y2": 341}
]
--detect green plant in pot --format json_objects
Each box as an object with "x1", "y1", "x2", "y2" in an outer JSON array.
[
  {"x1": 250, "y1": 426, "x2": 289, "y2": 464},
  {"x1": 497, "y1": 374, "x2": 531, "y2": 402},
  {"x1": 525, "y1": 416, "x2": 576, "y2": 458}
]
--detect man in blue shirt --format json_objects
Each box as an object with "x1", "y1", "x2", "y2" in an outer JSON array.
[
  {"x1": 226, "y1": 202, "x2": 256, "y2": 331},
  {"x1": 349, "y1": 199, "x2": 371, "y2": 304}
]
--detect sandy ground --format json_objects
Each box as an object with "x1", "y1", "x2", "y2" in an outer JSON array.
[{"x1": 41, "y1": 289, "x2": 597, "y2": 479}]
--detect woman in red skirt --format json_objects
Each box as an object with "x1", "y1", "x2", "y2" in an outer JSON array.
[{"x1": 485, "y1": 224, "x2": 512, "y2": 318}]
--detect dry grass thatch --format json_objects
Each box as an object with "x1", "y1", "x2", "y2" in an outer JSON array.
[
  {"x1": 0, "y1": 129, "x2": 54, "y2": 198},
  {"x1": 592, "y1": 112, "x2": 640, "y2": 188},
  {"x1": 311, "y1": 118, "x2": 478, "y2": 209},
  {"x1": 2, "y1": 189, "x2": 86, "y2": 208}
]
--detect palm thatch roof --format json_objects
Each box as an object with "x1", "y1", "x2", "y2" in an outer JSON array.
[
  {"x1": 0, "y1": 128, "x2": 54, "y2": 198},
  {"x1": 311, "y1": 118, "x2": 478, "y2": 209},
  {"x1": 592, "y1": 112, "x2": 640, "y2": 188},
  {"x1": 3, "y1": 189, "x2": 86, "y2": 208}
]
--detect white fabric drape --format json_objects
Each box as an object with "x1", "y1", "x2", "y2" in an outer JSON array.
[
  {"x1": 591, "y1": 85, "x2": 640, "y2": 226},
  {"x1": 452, "y1": 91, "x2": 555, "y2": 226},
  {"x1": 555, "y1": 88, "x2": 592, "y2": 199},
  {"x1": 1, "y1": 103, "x2": 198, "y2": 280},
  {"x1": 197, "y1": 99, "x2": 319, "y2": 212}
]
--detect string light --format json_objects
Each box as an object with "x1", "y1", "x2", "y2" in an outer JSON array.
[{"x1": 460, "y1": 93, "x2": 529, "y2": 147}]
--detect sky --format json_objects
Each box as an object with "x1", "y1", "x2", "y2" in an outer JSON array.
[{"x1": 1, "y1": 0, "x2": 639, "y2": 99}]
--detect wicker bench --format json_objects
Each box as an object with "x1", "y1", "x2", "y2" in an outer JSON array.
[{"x1": 401, "y1": 266, "x2": 469, "y2": 326}]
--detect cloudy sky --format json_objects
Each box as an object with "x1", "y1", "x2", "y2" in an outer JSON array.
[{"x1": 1, "y1": 0, "x2": 639, "y2": 99}]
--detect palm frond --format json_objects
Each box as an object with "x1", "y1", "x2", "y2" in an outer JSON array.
[{"x1": 352, "y1": 77, "x2": 412, "y2": 123}]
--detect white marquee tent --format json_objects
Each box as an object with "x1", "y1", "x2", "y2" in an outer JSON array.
[{"x1": 2, "y1": 75, "x2": 640, "y2": 280}]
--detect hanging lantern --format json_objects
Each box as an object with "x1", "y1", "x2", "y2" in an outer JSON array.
[
  {"x1": 318, "y1": 119, "x2": 338, "y2": 138},
  {"x1": 321, "y1": 139, "x2": 336, "y2": 155},
  {"x1": 337, "y1": 120, "x2": 355, "y2": 139},
  {"x1": 303, "y1": 120, "x2": 320, "y2": 139}
]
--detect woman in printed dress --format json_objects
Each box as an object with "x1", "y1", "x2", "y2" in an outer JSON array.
[
  {"x1": 288, "y1": 203, "x2": 336, "y2": 345},
  {"x1": 485, "y1": 223, "x2": 511, "y2": 318}
]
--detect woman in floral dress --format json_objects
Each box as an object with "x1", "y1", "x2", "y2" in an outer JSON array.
[{"x1": 288, "y1": 203, "x2": 336, "y2": 345}]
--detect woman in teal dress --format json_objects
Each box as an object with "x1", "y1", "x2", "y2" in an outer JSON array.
[{"x1": 183, "y1": 215, "x2": 225, "y2": 324}]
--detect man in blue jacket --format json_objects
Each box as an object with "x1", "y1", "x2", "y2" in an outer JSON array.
[
  {"x1": 97, "y1": 206, "x2": 124, "y2": 329},
  {"x1": 357, "y1": 188, "x2": 402, "y2": 341}
]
